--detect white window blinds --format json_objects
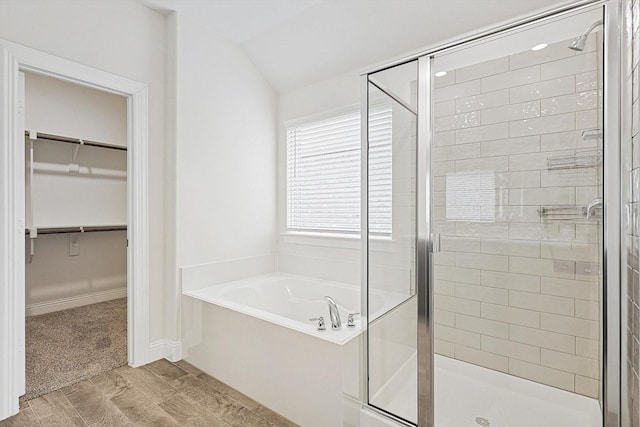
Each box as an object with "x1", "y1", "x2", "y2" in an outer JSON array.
[{"x1": 286, "y1": 105, "x2": 392, "y2": 235}]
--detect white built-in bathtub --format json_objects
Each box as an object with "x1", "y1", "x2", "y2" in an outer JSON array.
[
  {"x1": 185, "y1": 272, "x2": 404, "y2": 344},
  {"x1": 182, "y1": 271, "x2": 603, "y2": 427},
  {"x1": 181, "y1": 272, "x2": 407, "y2": 427}
]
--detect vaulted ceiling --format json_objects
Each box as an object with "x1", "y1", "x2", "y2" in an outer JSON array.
[{"x1": 141, "y1": 0, "x2": 576, "y2": 93}]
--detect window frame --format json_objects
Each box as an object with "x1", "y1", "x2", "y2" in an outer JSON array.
[{"x1": 285, "y1": 104, "x2": 393, "y2": 238}]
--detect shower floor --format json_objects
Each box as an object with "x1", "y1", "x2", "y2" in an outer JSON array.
[{"x1": 371, "y1": 353, "x2": 602, "y2": 427}]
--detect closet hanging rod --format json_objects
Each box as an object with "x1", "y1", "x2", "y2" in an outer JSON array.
[
  {"x1": 24, "y1": 225, "x2": 127, "y2": 235},
  {"x1": 24, "y1": 130, "x2": 127, "y2": 152}
]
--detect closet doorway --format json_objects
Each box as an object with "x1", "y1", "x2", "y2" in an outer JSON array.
[
  {"x1": 22, "y1": 72, "x2": 129, "y2": 400},
  {"x1": 0, "y1": 40, "x2": 150, "y2": 421}
]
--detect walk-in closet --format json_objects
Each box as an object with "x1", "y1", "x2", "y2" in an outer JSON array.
[{"x1": 22, "y1": 72, "x2": 128, "y2": 400}]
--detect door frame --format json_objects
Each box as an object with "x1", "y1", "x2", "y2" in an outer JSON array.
[
  {"x1": 602, "y1": 0, "x2": 622, "y2": 424},
  {"x1": 0, "y1": 39, "x2": 150, "y2": 420}
]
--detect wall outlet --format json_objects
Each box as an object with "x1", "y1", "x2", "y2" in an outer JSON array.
[{"x1": 69, "y1": 233, "x2": 80, "y2": 256}]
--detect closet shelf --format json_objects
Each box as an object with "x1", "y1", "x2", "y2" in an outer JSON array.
[
  {"x1": 25, "y1": 225, "x2": 127, "y2": 235},
  {"x1": 25, "y1": 130, "x2": 127, "y2": 152}
]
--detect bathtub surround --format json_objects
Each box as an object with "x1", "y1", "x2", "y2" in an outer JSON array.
[
  {"x1": 181, "y1": 272, "x2": 406, "y2": 426},
  {"x1": 183, "y1": 294, "x2": 353, "y2": 427},
  {"x1": 180, "y1": 254, "x2": 278, "y2": 360},
  {"x1": 181, "y1": 254, "x2": 277, "y2": 293},
  {"x1": 431, "y1": 34, "x2": 603, "y2": 398},
  {"x1": 183, "y1": 272, "x2": 402, "y2": 342}
]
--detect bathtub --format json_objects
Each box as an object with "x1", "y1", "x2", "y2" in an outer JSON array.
[
  {"x1": 184, "y1": 272, "x2": 404, "y2": 344},
  {"x1": 181, "y1": 272, "x2": 407, "y2": 427}
]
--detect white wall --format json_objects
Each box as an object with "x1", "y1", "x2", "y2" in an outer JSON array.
[
  {"x1": 277, "y1": 71, "x2": 362, "y2": 284},
  {"x1": 0, "y1": 0, "x2": 167, "y2": 342},
  {"x1": 24, "y1": 72, "x2": 127, "y2": 146},
  {"x1": 25, "y1": 73, "x2": 127, "y2": 228},
  {"x1": 173, "y1": 13, "x2": 277, "y2": 276},
  {"x1": 1, "y1": 0, "x2": 278, "y2": 354},
  {"x1": 277, "y1": 68, "x2": 417, "y2": 295},
  {"x1": 25, "y1": 232, "x2": 127, "y2": 315},
  {"x1": 24, "y1": 72, "x2": 128, "y2": 315}
]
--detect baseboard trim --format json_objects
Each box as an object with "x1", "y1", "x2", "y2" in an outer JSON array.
[
  {"x1": 149, "y1": 339, "x2": 182, "y2": 363},
  {"x1": 26, "y1": 287, "x2": 127, "y2": 317}
]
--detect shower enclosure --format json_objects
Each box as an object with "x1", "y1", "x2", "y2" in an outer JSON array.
[{"x1": 361, "y1": 2, "x2": 620, "y2": 426}]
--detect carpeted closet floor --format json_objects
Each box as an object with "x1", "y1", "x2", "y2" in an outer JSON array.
[{"x1": 25, "y1": 298, "x2": 127, "y2": 400}]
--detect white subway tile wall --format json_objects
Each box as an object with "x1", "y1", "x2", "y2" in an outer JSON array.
[
  {"x1": 433, "y1": 36, "x2": 603, "y2": 398},
  {"x1": 625, "y1": 0, "x2": 640, "y2": 424}
]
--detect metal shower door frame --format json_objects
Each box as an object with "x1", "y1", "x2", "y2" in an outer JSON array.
[{"x1": 361, "y1": 1, "x2": 621, "y2": 426}]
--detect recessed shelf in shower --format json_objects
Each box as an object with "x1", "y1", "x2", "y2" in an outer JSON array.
[
  {"x1": 538, "y1": 205, "x2": 588, "y2": 221},
  {"x1": 546, "y1": 149, "x2": 602, "y2": 170}
]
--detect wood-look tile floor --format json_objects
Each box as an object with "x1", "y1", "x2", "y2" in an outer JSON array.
[{"x1": 0, "y1": 359, "x2": 299, "y2": 427}]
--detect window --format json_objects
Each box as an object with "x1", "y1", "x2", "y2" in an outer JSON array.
[
  {"x1": 446, "y1": 171, "x2": 496, "y2": 222},
  {"x1": 286, "y1": 105, "x2": 392, "y2": 236}
]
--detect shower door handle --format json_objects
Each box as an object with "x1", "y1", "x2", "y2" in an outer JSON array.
[
  {"x1": 585, "y1": 197, "x2": 603, "y2": 220},
  {"x1": 430, "y1": 233, "x2": 441, "y2": 254}
]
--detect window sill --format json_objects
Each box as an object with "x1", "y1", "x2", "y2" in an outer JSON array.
[{"x1": 280, "y1": 231, "x2": 393, "y2": 250}]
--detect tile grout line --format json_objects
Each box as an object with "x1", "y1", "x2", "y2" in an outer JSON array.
[
  {"x1": 134, "y1": 365, "x2": 201, "y2": 425},
  {"x1": 15, "y1": 358, "x2": 297, "y2": 426},
  {"x1": 88, "y1": 376, "x2": 137, "y2": 427},
  {"x1": 24, "y1": 398, "x2": 44, "y2": 427},
  {"x1": 59, "y1": 390, "x2": 89, "y2": 427},
  {"x1": 145, "y1": 363, "x2": 237, "y2": 427},
  {"x1": 165, "y1": 378, "x2": 232, "y2": 427}
]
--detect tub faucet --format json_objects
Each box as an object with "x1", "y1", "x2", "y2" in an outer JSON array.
[{"x1": 324, "y1": 296, "x2": 342, "y2": 329}]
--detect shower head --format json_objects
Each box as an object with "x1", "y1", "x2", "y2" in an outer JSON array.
[
  {"x1": 568, "y1": 35, "x2": 588, "y2": 51},
  {"x1": 568, "y1": 20, "x2": 603, "y2": 51}
]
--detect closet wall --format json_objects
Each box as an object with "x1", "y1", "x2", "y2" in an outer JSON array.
[{"x1": 24, "y1": 72, "x2": 128, "y2": 316}]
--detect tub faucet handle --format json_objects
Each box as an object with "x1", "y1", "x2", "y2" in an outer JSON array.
[
  {"x1": 347, "y1": 313, "x2": 360, "y2": 328},
  {"x1": 309, "y1": 317, "x2": 326, "y2": 331}
]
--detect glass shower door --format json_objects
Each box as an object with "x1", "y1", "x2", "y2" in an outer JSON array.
[
  {"x1": 364, "y1": 6, "x2": 607, "y2": 427},
  {"x1": 430, "y1": 7, "x2": 604, "y2": 427},
  {"x1": 365, "y1": 60, "x2": 419, "y2": 425}
]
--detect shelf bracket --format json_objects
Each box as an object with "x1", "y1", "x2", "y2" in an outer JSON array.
[
  {"x1": 69, "y1": 139, "x2": 83, "y2": 174},
  {"x1": 27, "y1": 228, "x2": 37, "y2": 264}
]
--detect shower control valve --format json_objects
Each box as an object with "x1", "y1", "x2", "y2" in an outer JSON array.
[
  {"x1": 347, "y1": 313, "x2": 360, "y2": 328},
  {"x1": 309, "y1": 317, "x2": 326, "y2": 331}
]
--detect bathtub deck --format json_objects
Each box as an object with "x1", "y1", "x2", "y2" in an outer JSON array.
[{"x1": 184, "y1": 272, "x2": 409, "y2": 345}]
